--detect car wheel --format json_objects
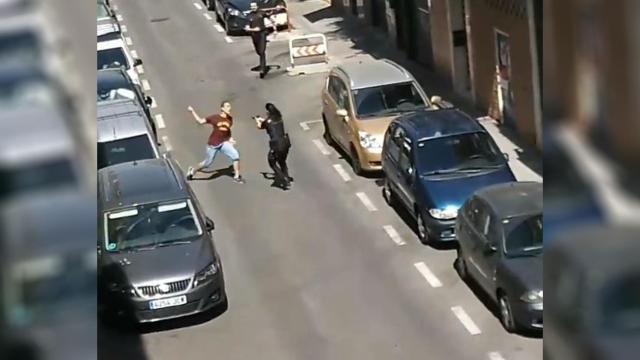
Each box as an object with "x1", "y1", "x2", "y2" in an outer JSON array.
[
  {"x1": 498, "y1": 292, "x2": 517, "y2": 333},
  {"x1": 416, "y1": 209, "x2": 430, "y2": 245},
  {"x1": 323, "y1": 116, "x2": 334, "y2": 146},
  {"x1": 454, "y1": 248, "x2": 469, "y2": 280},
  {"x1": 382, "y1": 177, "x2": 396, "y2": 207},
  {"x1": 206, "y1": 0, "x2": 215, "y2": 11},
  {"x1": 350, "y1": 145, "x2": 363, "y2": 176}
]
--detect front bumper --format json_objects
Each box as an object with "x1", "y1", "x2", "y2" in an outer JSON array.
[
  {"x1": 107, "y1": 271, "x2": 226, "y2": 323},
  {"x1": 359, "y1": 148, "x2": 382, "y2": 171},
  {"x1": 423, "y1": 215, "x2": 457, "y2": 242},
  {"x1": 511, "y1": 301, "x2": 543, "y2": 330}
]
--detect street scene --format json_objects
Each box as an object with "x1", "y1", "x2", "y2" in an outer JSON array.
[{"x1": 98, "y1": 0, "x2": 542, "y2": 359}]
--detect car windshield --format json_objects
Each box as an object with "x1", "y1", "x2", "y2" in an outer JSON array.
[
  {"x1": 503, "y1": 214, "x2": 543, "y2": 257},
  {"x1": 98, "y1": 135, "x2": 155, "y2": 169},
  {"x1": 97, "y1": 73, "x2": 136, "y2": 102},
  {"x1": 600, "y1": 273, "x2": 640, "y2": 333},
  {"x1": 0, "y1": 32, "x2": 41, "y2": 66},
  {"x1": 0, "y1": 159, "x2": 77, "y2": 200},
  {"x1": 97, "y1": 2, "x2": 110, "y2": 19},
  {"x1": 8, "y1": 253, "x2": 96, "y2": 325},
  {"x1": 417, "y1": 132, "x2": 504, "y2": 175},
  {"x1": 97, "y1": 47, "x2": 129, "y2": 70},
  {"x1": 0, "y1": 76, "x2": 58, "y2": 109},
  {"x1": 352, "y1": 82, "x2": 426, "y2": 118},
  {"x1": 105, "y1": 200, "x2": 202, "y2": 252}
]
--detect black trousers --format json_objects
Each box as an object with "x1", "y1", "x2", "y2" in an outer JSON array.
[
  {"x1": 252, "y1": 34, "x2": 267, "y2": 73},
  {"x1": 268, "y1": 147, "x2": 289, "y2": 185}
]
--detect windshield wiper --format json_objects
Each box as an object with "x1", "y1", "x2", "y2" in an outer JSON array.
[
  {"x1": 422, "y1": 168, "x2": 463, "y2": 176},
  {"x1": 458, "y1": 164, "x2": 503, "y2": 172},
  {"x1": 156, "y1": 240, "x2": 192, "y2": 247}
]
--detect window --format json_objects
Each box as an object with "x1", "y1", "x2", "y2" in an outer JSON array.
[
  {"x1": 97, "y1": 47, "x2": 129, "y2": 70},
  {"x1": 398, "y1": 145, "x2": 412, "y2": 174},
  {"x1": 503, "y1": 214, "x2": 543, "y2": 257},
  {"x1": 0, "y1": 158, "x2": 77, "y2": 199},
  {"x1": 98, "y1": 135, "x2": 156, "y2": 169},
  {"x1": 472, "y1": 200, "x2": 489, "y2": 233},
  {"x1": 334, "y1": 78, "x2": 350, "y2": 111},
  {"x1": 352, "y1": 82, "x2": 426, "y2": 118},
  {"x1": 387, "y1": 125, "x2": 404, "y2": 162},
  {"x1": 463, "y1": 198, "x2": 477, "y2": 225},
  {"x1": 487, "y1": 214, "x2": 503, "y2": 243}
]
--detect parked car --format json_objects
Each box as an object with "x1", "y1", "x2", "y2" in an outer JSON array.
[
  {"x1": 211, "y1": 0, "x2": 288, "y2": 35},
  {"x1": 545, "y1": 226, "x2": 640, "y2": 360},
  {"x1": 381, "y1": 108, "x2": 515, "y2": 244},
  {"x1": 97, "y1": 37, "x2": 142, "y2": 85},
  {"x1": 98, "y1": 67, "x2": 153, "y2": 119},
  {"x1": 98, "y1": 158, "x2": 226, "y2": 323},
  {"x1": 97, "y1": 0, "x2": 121, "y2": 40},
  {"x1": 98, "y1": 99, "x2": 160, "y2": 169},
  {"x1": 0, "y1": 12, "x2": 50, "y2": 68},
  {"x1": 455, "y1": 181, "x2": 542, "y2": 333},
  {"x1": 322, "y1": 59, "x2": 448, "y2": 175}
]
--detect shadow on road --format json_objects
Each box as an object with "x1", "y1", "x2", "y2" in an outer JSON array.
[{"x1": 137, "y1": 300, "x2": 229, "y2": 334}]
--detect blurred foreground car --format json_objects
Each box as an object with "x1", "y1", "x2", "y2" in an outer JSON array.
[
  {"x1": 382, "y1": 109, "x2": 515, "y2": 244},
  {"x1": 545, "y1": 226, "x2": 640, "y2": 360},
  {"x1": 455, "y1": 182, "x2": 543, "y2": 333},
  {"x1": 0, "y1": 11, "x2": 61, "y2": 72},
  {"x1": 1, "y1": 190, "x2": 97, "y2": 360},
  {"x1": 98, "y1": 158, "x2": 226, "y2": 323},
  {"x1": 0, "y1": 106, "x2": 83, "y2": 201}
]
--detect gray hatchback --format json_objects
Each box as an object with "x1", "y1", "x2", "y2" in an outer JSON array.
[{"x1": 98, "y1": 158, "x2": 226, "y2": 323}]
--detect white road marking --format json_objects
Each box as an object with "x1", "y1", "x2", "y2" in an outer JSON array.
[
  {"x1": 214, "y1": 24, "x2": 225, "y2": 33},
  {"x1": 155, "y1": 114, "x2": 166, "y2": 129},
  {"x1": 136, "y1": 65, "x2": 145, "y2": 74},
  {"x1": 116, "y1": 14, "x2": 124, "y2": 22},
  {"x1": 142, "y1": 79, "x2": 151, "y2": 91},
  {"x1": 414, "y1": 262, "x2": 442, "y2": 287},
  {"x1": 312, "y1": 139, "x2": 331, "y2": 155},
  {"x1": 383, "y1": 225, "x2": 406, "y2": 246},
  {"x1": 451, "y1": 306, "x2": 482, "y2": 335},
  {"x1": 488, "y1": 352, "x2": 506, "y2": 360},
  {"x1": 130, "y1": 50, "x2": 139, "y2": 58},
  {"x1": 300, "y1": 122, "x2": 310, "y2": 131},
  {"x1": 204, "y1": 13, "x2": 212, "y2": 20},
  {"x1": 162, "y1": 136, "x2": 172, "y2": 152},
  {"x1": 193, "y1": 2, "x2": 203, "y2": 10},
  {"x1": 113, "y1": 5, "x2": 118, "y2": 11},
  {"x1": 125, "y1": 37, "x2": 133, "y2": 46},
  {"x1": 121, "y1": 25, "x2": 128, "y2": 32},
  {"x1": 151, "y1": 98, "x2": 158, "y2": 108},
  {"x1": 332, "y1": 164, "x2": 351, "y2": 182},
  {"x1": 224, "y1": 36, "x2": 234, "y2": 43},
  {"x1": 356, "y1": 192, "x2": 378, "y2": 212}
]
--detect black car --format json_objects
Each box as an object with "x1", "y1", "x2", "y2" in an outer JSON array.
[
  {"x1": 210, "y1": 0, "x2": 287, "y2": 35},
  {"x1": 98, "y1": 158, "x2": 226, "y2": 323},
  {"x1": 455, "y1": 181, "x2": 543, "y2": 333},
  {"x1": 98, "y1": 68, "x2": 153, "y2": 120}
]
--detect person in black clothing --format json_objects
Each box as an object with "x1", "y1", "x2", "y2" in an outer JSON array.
[
  {"x1": 255, "y1": 103, "x2": 292, "y2": 189},
  {"x1": 245, "y1": 2, "x2": 277, "y2": 78}
]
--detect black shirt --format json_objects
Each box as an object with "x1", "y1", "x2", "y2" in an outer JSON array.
[
  {"x1": 260, "y1": 117, "x2": 288, "y2": 150},
  {"x1": 248, "y1": 11, "x2": 267, "y2": 39}
]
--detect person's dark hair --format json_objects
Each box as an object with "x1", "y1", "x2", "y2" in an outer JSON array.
[
  {"x1": 220, "y1": 100, "x2": 231, "y2": 108},
  {"x1": 265, "y1": 103, "x2": 282, "y2": 121}
]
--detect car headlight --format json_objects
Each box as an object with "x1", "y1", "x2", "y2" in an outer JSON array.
[
  {"x1": 520, "y1": 290, "x2": 543, "y2": 303},
  {"x1": 227, "y1": 8, "x2": 241, "y2": 16},
  {"x1": 194, "y1": 261, "x2": 218, "y2": 287},
  {"x1": 428, "y1": 207, "x2": 458, "y2": 220},
  {"x1": 359, "y1": 131, "x2": 382, "y2": 149}
]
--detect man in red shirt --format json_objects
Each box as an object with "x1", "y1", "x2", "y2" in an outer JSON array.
[{"x1": 186, "y1": 101, "x2": 245, "y2": 183}]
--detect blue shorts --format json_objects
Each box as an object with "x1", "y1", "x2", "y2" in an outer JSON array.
[{"x1": 200, "y1": 141, "x2": 240, "y2": 168}]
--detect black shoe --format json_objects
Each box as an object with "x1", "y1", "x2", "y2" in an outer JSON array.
[
  {"x1": 233, "y1": 176, "x2": 245, "y2": 184},
  {"x1": 251, "y1": 65, "x2": 261, "y2": 71},
  {"x1": 259, "y1": 72, "x2": 266, "y2": 79},
  {"x1": 287, "y1": 176, "x2": 294, "y2": 182}
]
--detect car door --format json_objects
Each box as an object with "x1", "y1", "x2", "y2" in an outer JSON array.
[
  {"x1": 323, "y1": 75, "x2": 340, "y2": 139},
  {"x1": 475, "y1": 210, "x2": 503, "y2": 294},
  {"x1": 466, "y1": 199, "x2": 492, "y2": 289},
  {"x1": 395, "y1": 135, "x2": 416, "y2": 210},
  {"x1": 457, "y1": 197, "x2": 478, "y2": 259},
  {"x1": 333, "y1": 77, "x2": 354, "y2": 150}
]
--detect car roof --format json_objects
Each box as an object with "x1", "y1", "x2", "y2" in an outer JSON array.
[
  {"x1": 475, "y1": 181, "x2": 542, "y2": 218},
  {"x1": 97, "y1": 68, "x2": 134, "y2": 91},
  {"x1": 335, "y1": 59, "x2": 415, "y2": 89},
  {"x1": 396, "y1": 109, "x2": 484, "y2": 141},
  {"x1": 97, "y1": 18, "x2": 120, "y2": 39},
  {"x1": 97, "y1": 38, "x2": 124, "y2": 50},
  {"x1": 0, "y1": 105, "x2": 75, "y2": 166},
  {"x1": 98, "y1": 158, "x2": 189, "y2": 211},
  {"x1": 98, "y1": 100, "x2": 152, "y2": 142}
]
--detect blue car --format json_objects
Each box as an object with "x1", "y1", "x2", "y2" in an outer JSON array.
[{"x1": 381, "y1": 109, "x2": 516, "y2": 244}]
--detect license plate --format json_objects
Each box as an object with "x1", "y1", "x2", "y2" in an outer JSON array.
[{"x1": 149, "y1": 295, "x2": 187, "y2": 310}]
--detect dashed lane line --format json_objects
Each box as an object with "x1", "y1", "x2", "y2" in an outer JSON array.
[
  {"x1": 151, "y1": 98, "x2": 158, "y2": 109},
  {"x1": 130, "y1": 50, "x2": 139, "y2": 58},
  {"x1": 121, "y1": 25, "x2": 128, "y2": 32},
  {"x1": 214, "y1": 24, "x2": 225, "y2": 33},
  {"x1": 224, "y1": 36, "x2": 234, "y2": 43},
  {"x1": 116, "y1": 14, "x2": 123, "y2": 22},
  {"x1": 451, "y1": 306, "x2": 482, "y2": 335},
  {"x1": 383, "y1": 225, "x2": 406, "y2": 246},
  {"x1": 312, "y1": 139, "x2": 331, "y2": 156},
  {"x1": 332, "y1": 164, "x2": 351, "y2": 182},
  {"x1": 488, "y1": 352, "x2": 506, "y2": 360},
  {"x1": 155, "y1": 114, "x2": 166, "y2": 129},
  {"x1": 193, "y1": 2, "x2": 203, "y2": 10},
  {"x1": 162, "y1": 136, "x2": 173, "y2": 152},
  {"x1": 142, "y1": 79, "x2": 151, "y2": 91},
  {"x1": 125, "y1": 37, "x2": 133, "y2": 46},
  {"x1": 356, "y1": 192, "x2": 378, "y2": 212},
  {"x1": 204, "y1": 13, "x2": 212, "y2": 20},
  {"x1": 136, "y1": 65, "x2": 145, "y2": 75},
  {"x1": 414, "y1": 262, "x2": 442, "y2": 287}
]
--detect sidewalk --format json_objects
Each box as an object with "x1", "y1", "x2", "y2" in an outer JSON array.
[{"x1": 287, "y1": 0, "x2": 541, "y2": 182}]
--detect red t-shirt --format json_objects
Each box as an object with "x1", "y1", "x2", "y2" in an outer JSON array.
[{"x1": 205, "y1": 114, "x2": 233, "y2": 146}]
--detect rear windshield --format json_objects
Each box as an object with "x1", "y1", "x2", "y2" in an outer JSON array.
[
  {"x1": 0, "y1": 31, "x2": 41, "y2": 66},
  {"x1": 97, "y1": 47, "x2": 129, "y2": 70},
  {"x1": 98, "y1": 134, "x2": 155, "y2": 169},
  {"x1": 352, "y1": 82, "x2": 426, "y2": 118},
  {"x1": 0, "y1": 158, "x2": 77, "y2": 199}
]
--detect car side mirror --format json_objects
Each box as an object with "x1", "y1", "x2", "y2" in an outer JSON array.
[
  {"x1": 484, "y1": 242, "x2": 498, "y2": 254},
  {"x1": 336, "y1": 109, "x2": 348, "y2": 117},
  {"x1": 133, "y1": 58, "x2": 143, "y2": 67},
  {"x1": 503, "y1": 152, "x2": 509, "y2": 161},
  {"x1": 430, "y1": 95, "x2": 442, "y2": 107},
  {"x1": 205, "y1": 217, "x2": 215, "y2": 232},
  {"x1": 145, "y1": 96, "x2": 153, "y2": 106}
]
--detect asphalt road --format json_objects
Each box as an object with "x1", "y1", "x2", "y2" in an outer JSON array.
[{"x1": 100, "y1": 1, "x2": 542, "y2": 359}]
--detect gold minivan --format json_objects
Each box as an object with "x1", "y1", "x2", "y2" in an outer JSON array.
[{"x1": 321, "y1": 59, "x2": 444, "y2": 174}]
